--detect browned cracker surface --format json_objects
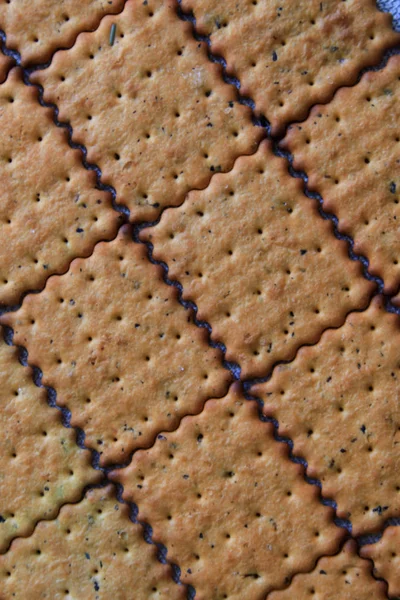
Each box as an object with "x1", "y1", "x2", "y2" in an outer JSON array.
[
  {"x1": 269, "y1": 540, "x2": 387, "y2": 599},
  {"x1": 0, "y1": 67, "x2": 119, "y2": 307},
  {"x1": 361, "y1": 526, "x2": 400, "y2": 597},
  {"x1": 0, "y1": 0, "x2": 125, "y2": 65},
  {"x1": 31, "y1": 0, "x2": 262, "y2": 223},
  {"x1": 1, "y1": 226, "x2": 231, "y2": 466},
  {"x1": 252, "y1": 296, "x2": 400, "y2": 536},
  {"x1": 0, "y1": 327, "x2": 100, "y2": 554},
  {"x1": 282, "y1": 55, "x2": 400, "y2": 294},
  {"x1": 141, "y1": 140, "x2": 374, "y2": 378},
  {"x1": 182, "y1": 0, "x2": 399, "y2": 135},
  {"x1": 112, "y1": 385, "x2": 344, "y2": 599},
  {"x1": 0, "y1": 485, "x2": 186, "y2": 599},
  {"x1": 0, "y1": 52, "x2": 12, "y2": 83}
]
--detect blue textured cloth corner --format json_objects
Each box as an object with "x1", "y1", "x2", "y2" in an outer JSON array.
[{"x1": 378, "y1": 0, "x2": 400, "y2": 31}]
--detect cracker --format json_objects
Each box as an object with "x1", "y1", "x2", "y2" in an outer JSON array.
[
  {"x1": 0, "y1": 0, "x2": 125, "y2": 65},
  {"x1": 269, "y1": 540, "x2": 387, "y2": 599},
  {"x1": 282, "y1": 54, "x2": 400, "y2": 294},
  {"x1": 31, "y1": 0, "x2": 262, "y2": 223},
  {"x1": 1, "y1": 225, "x2": 231, "y2": 466},
  {"x1": 0, "y1": 67, "x2": 119, "y2": 307},
  {"x1": 112, "y1": 384, "x2": 344, "y2": 599},
  {"x1": 0, "y1": 485, "x2": 185, "y2": 599},
  {"x1": 361, "y1": 526, "x2": 400, "y2": 597},
  {"x1": 141, "y1": 140, "x2": 374, "y2": 378},
  {"x1": 182, "y1": 0, "x2": 399, "y2": 136},
  {"x1": 0, "y1": 327, "x2": 100, "y2": 554},
  {"x1": 0, "y1": 51, "x2": 12, "y2": 83},
  {"x1": 252, "y1": 296, "x2": 400, "y2": 535}
]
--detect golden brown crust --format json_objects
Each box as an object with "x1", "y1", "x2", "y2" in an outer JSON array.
[
  {"x1": 182, "y1": 0, "x2": 399, "y2": 135},
  {"x1": 269, "y1": 540, "x2": 387, "y2": 599},
  {"x1": 1, "y1": 225, "x2": 231, "y2": 466},
  {"x1": 0, "y1": 51, "x2": 12, "y2": 83},
  {"x1": 141, "y1": 140, "x2": 374, "y2": 378},
  {"x1": 0, "y1": 485, "x2": 186, "y2": 599},
  {"x1": 361, "y1": 526, "x2": 400, "y2": 597},
  {"x1": 31, "y1": 0, "x2": 262, "y2": 222},
  {"x1": 0, "y1": 328, "x2": 100, "y2": 554},
  {"x1": 282, "y1": 55, "x2": 400, "y2": 294},
  {"x1": 112, "y1": 384, "x2": 344, "y2": 599},
  {"x1": 0, "y1": 67, "x2": 119, "y2": 307},
  {"x1": 0, "y1": 0, "x2": 125, "y2": 65},
  {"x1": 253, "y1": 296, "x2": 400, "y2": 535}
]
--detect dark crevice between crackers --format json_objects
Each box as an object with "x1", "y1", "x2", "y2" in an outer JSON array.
[
  {"x1": 0, "y1": 4, "x2": 397, "y2": 596},
  {"x1": 176, "y1": 1, "x2": 400, "y2": 308},
  {"x1": 0, "y1": 479, "x2": 111, "y2": 555},
  {"x1": 0, "y1": 28, "x2": 129, "y2": 220},
  {"x1": 0, "y1": 0, "x2": 130, "y2": 68},
  {"x1": 243, "y1": 378, "x2": 400, "y2": 599},
  {"x1": 0, "y1": 224, "x2": 124, "y2": 317},
  {"x1": 264, "y1": 539, "x2": 392, "y2": 599},
  {"x1": 113, "y1": 481, "x2": 196, "y2": 599},
  {"x1": 132, "y1": 221, "x2": 242, "y2": 381},
  {"x1": 357, "y1": 550, "x2": 394, "y2": 600},
  {"x1": 176, "y1": 0, "x2": 400, "y2": 577},
  {"x1": 0, "y1": 325, "x2": 195, "y2": 598}
]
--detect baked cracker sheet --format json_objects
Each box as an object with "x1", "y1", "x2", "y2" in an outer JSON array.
[
  {"x1": 0, "y1": 0, "x2": 125, "y2": 65},
  {"x1": 31, "y1": 0, "x2": 262, "y2": 223},
  {"x1": 0, "y1": 328, "x2": 100, "y2": 554},
  {"x1": 112, "y1": 384, "x2": 344, "y2": 600},
  {"x1": 269, "y1": 540, "x2": 387, "y2": 599},
  {"x1": 253, "y1": 296, "x2": 400, "y2": 535},
  {"x1": 0, "y1": 485, "x2": 186, "y2": 599},
  {"x1": 361, "y1": 526, "x2": 400, "y2": 598},
  {"x1": 1, "y1": 226, "x2": 231, "y2": 467},
  {"x1": 182, "y1": 0, "x2": 400, "y2": 135},
  {"x1": 282, "y1": 55, "x2": 400, "y2": 294},
  {"x1": 0, "y1": 67, "x2": 119, "y2": 307},
  {"x1": 141, "y1": 140, "x2": 374, "y2": 378}
]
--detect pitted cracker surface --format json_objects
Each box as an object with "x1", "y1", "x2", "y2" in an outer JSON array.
[
  {"x1": 282, "y1": 55, "x2": 400, "y2": 294},
  {"x1": 1, "y1": 226, "x2": 231, "y2": 466},
  {"x1": 361, "y1": 526, "x2": 400, "y2": 597},
  {"x1": 141, "y1": 140, "x2": 374, "y2": 378},
  {"x1": 0, "y1": 329, "x2": 100, "y2": 554},
  {"x1": 112, "y1": 385, "x2": 344, "y2": 600},
  {"x1": 253, "y1": 297, "x2": 400, "y2": 535},
  {"x1": 182, "y1": 0, "x2": 399, "y2": 135},
  {"x1": 31, "y1": 0, "x2": 262, "y2": 222},
  {"x1": 0, "y1": 0, "x2": 125, "y2": 65},
  {"x1": 0, "y1": 68, "x2": 119, "y2": 307},
  {"x1": 269, "y1": 540, "x2": 387, "y2": 599},
  {"x1": 0, "y1": 485, "x2": 185, "y2": 599}
]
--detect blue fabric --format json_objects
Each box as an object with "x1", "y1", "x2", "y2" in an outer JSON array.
[{"x1": 377, "y1": 0, "x2": 400, "y2": 31}]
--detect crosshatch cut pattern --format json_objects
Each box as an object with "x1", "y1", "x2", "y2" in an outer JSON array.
[{"x1": 0, "y1": 0, "x2": 399, "y2": 598}]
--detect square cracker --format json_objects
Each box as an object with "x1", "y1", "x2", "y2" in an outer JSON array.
[
  {"x1": 141, "y1": 140, "x2": 374, "y2": 378},
  {"x1": 1, "y1": 225, "x2": 231, "y2": 467},
  {"x1": 112, "y1": 384, "x2": 344, "y2": 600},
  {"x1": 0, "y1": 485, "x2": 186, "y2": 599},
  {"x1": 269, "y1": 540, "x2": 387, "y2": 599},
  {"x1": 0, "y1": 327, "x2": 100, "y2": 554},
  {"x1": 361, "y1": 526, "x2": 400, "y2": 597},
  {"x1": 0, "y1": 67, "x2": 119, "y2": 307},
  {"x1": 182, "y1": 0, "x2": 400, "y2": 135},
  {"x1": 252, "y1": 296, "x2": 400, "y2": 535},
  {"x1": 282, "y1": 55, "x2": 400, "y2": 294},
  {"x1": 0, "y1": 0, "x2": 125, "y2": 65},
  {"x1": 31, "y1": 0, "x2": 262, "y2": 223}
]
